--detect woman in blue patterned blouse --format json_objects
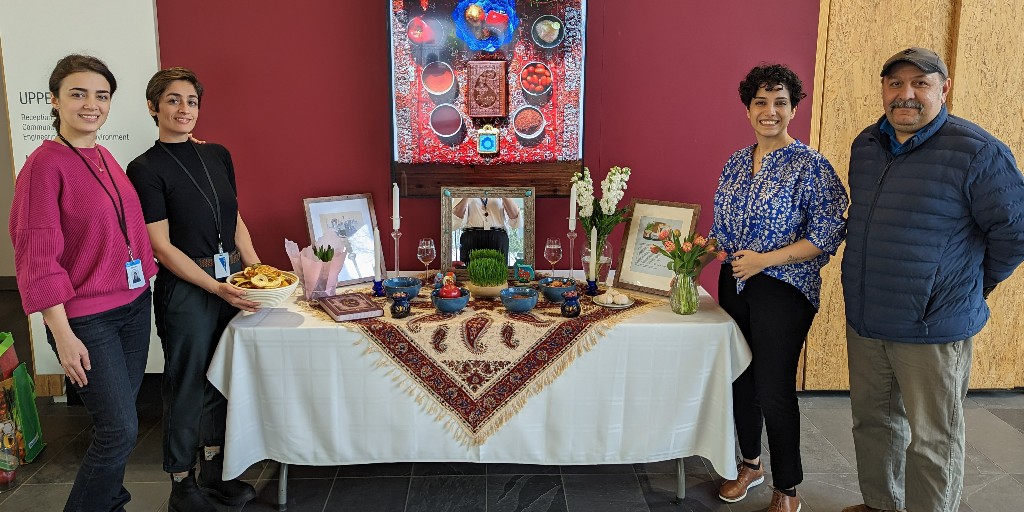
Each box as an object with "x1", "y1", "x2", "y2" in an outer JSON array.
[{"x1": 710, "y1": 64, "x2": 848, "y2": 512}]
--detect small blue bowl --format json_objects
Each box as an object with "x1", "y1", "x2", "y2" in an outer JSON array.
[
  {"x1": 537, "y1": 277, "x2": 577, "y2": 303},
  {"x1": 500, "y1": 286, "x2": 538, "y2": 313},
  {"x1": 431, "y1": 287, "x2": 470, "y2": 313},
  {"x1": 383, "y1": 277, "x2": 423, "y2": 300}
]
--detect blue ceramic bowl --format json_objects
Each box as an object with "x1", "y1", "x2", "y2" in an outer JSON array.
[
  {"x1": 383, "y1": 277, "x2": 423, "y2": 299},
  {"x1": 537, "y1": 277, "x2": 577, "y2": 303},
  {"x1": 500, "y1": 286, "x2": 538, "y2": 313},
  {"x1": 431, "y1": 287, "x2": 470, "y2": 313}
]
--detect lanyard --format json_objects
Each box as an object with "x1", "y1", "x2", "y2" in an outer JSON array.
[
  {"x1": 481, "y1": 197, "x2": 489, "y2": 217},
  {"x1": 57, "y1": 135, "x2": 134, "y2": 260},
  {"x1": 158, "y1": 141, "x2": 225, "y2": 253}
]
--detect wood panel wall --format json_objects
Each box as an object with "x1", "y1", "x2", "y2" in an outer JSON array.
[
  {"x1": 951, "y1": 1, "x2": 1024, "y2": 388},
  {"x1": 805, "y1": 0, "x2": 1024, "y2": 389}
]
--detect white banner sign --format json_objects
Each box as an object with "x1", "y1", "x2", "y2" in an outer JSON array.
[
  {"x1": 1, "y1": 0, "x2": 163, "y2": 375},
  {"x1": 1, "y1": 0, "x2": 160, "y2": 173}
]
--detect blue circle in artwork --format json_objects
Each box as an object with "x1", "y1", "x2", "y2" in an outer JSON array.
[
  {"x1": 481, "y1": 136, "x2": 495, "y2": 151},
  {"x1": 452, "y1": 0, "x2": 519, "y2": 52}
]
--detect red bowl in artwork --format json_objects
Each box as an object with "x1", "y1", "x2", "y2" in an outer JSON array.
[
  {"x1": 429, "y1": 103, "x2": 465, "y2": 144},
  {"x1": 422, "y1": 61, "x2": 455, "y2": 97},
  {"x1": 520, "y1": 61, "x2": 553, "y2": 96},
  {"x1": 512, "y1": 105, "x2": 545, "y2": 140}
]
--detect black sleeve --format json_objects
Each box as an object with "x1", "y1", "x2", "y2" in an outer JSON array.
[
  {"x1": 213, "y1": 144, "x2": 238, "y2": 195},
  {"x1": 126, "y1": 155, "x2": 168, "y2": 224}
]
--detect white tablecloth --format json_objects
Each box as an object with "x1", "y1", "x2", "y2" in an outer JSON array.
[{"x1": 207, "y1": 290, "x2": 751, "y2": 480}]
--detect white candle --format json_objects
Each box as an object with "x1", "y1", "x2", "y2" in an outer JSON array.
[
  {"x1": 373, "y1": 227, "x2": 383, "y2": 280},
  {"x1": 589, "y1": 227, "x2": 597, "y2": 280},
  {"x1": 392, "y1": 182, "x2": 401, "y2": 230},
  {"x1": 568, "y1": 183, "x2": 577, "y2": 231}
]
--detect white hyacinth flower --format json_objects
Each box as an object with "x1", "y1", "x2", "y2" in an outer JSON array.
[
  {"x1": 572, "y1": 168, "x2": 595, "y2": 218},
  {"x1": 599, "y1": 166, "x2": 631, "y2": 215}
]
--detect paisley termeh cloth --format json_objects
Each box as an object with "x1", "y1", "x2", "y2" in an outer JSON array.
[{"x1": 320, "y1": 291, "x2": 662, "y2": 445}]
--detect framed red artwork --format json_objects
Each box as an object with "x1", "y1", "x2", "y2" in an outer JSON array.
[{"x1": 388, "y1": 0, "x2": 587, "y2": 197}]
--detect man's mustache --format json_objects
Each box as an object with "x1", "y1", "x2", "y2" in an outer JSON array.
[{"x1": 889, "y1": 99, "x2": 924, "y2": 111}]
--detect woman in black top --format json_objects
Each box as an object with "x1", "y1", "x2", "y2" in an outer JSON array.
[{"x1": 126, "y1": 68, "x2": 259, "y2": 512}]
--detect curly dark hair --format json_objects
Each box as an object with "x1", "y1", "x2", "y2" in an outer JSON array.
[{"x1": 738, "y1": 64, "x2": 807, "y2": 107}]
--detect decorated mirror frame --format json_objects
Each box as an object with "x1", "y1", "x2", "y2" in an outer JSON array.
[{"x1": 441, "y1": 186, "x2": 536, "y2": 281}]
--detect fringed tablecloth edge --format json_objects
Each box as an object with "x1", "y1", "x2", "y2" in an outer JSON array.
[{"x1": 349, "y1": 295, "x2": 665, "y2": 446}]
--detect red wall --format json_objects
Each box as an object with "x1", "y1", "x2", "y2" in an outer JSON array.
[{"x1": 154, "y1": 1, "x2": 821, "y2": 296}]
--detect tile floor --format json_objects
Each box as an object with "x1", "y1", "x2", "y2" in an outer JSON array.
[{"x1": 0, "y1": 382, "x2": 1022, "y2": 511}]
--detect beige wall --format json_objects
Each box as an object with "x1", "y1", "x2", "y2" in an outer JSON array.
[
  {"x1": 806, "y1": 0, "x2": 1024, "y2": 389},
  {"x1": 0, "y1": 41, "x2": 15, "y2": 277}
]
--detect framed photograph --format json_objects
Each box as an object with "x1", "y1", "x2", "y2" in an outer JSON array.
[
  {"x1": 613, "y1": 199, "x2": 701, "y2": 296},
  {"x1": 387, "y1": 0, "x2": 587, "y2": 197},
  {"x1": 303, "y1": 193, "x2": 381, "y2": 286}
]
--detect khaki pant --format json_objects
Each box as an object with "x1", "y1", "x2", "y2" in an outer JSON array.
[{"x1": 846, "y1": 325, "x2": 973, "y2": 512}]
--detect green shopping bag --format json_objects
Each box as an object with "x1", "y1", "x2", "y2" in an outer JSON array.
[
  {"x1": 0, "y1": 376, "x2": 17, "y2": 471},
  {"x1": 0, "y1": 332, "x2": 17, "y2": 378},
  {"x1": 0, "y1": 363, "x2": 44, "y2": 464},
  {"x1": 12, "y1": 363, "x2": 44, "y2": 463}
]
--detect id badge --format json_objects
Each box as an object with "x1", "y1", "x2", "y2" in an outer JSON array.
[
  {"x1": 213, "y1": 252, "x2": 230, "y2": 279},
  {"x1": 126, "y1": 259, "x2": 146, "y2": 290}
]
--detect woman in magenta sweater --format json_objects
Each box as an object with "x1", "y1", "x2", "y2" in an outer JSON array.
[{"x1": 8, "y1": 54, "x2": 158, "y2": 512}]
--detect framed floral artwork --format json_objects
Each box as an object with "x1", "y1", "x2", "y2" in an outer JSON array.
[
  {"x1": 613, "y1": 198, "x2": 701, "y2": 296},
  {"x1": 303, "y1": 194, "x2": 382, "y2": 286}
]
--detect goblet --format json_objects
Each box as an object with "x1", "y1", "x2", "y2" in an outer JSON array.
[
  {"x1": 417, "y1": 238, "x2": 436, "y2": 280},
  {"x1": 543, "y1": 237, "x2": 562, "y2": 275}
]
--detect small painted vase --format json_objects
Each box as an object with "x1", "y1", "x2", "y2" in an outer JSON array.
[
  {"x1": 585, "y1": 279, "x2": 599, "y2": 296},
  {"x1": 560, "y1": 290, "x2": 581, "y2": 318},
  {"x1": 390, "y1": 292, "x2": 412, "y2": 319},
  {"x1": 372, "y1": 279, "x2": 386, "y2": 297}
]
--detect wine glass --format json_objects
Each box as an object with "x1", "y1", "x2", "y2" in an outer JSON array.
[
  {"x1": 417, "y1": 238, "x2": 436, "y2": 280},
  {"x1": 543, "y1": 237, "x2": 562, "y2": 275}
]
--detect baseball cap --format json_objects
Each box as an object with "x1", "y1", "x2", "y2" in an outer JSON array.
[{"x1": 880, "y1": 47, "x2": 949, "y2": 77}]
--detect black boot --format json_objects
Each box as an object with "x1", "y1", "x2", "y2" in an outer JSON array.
[
  {"x1": 198, "y1": 453, "x2": 257, "y2": 506},
  {"x1": 168, "y1": 471, "x2": 218, "y2": 512}
]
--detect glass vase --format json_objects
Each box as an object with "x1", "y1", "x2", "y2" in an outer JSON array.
[
  {"x1": 580, "y1": 237, "x2": 613, "y2": 284},
  {"x1": 670, "y1": 272, "x2": 700, "y2": 315}
]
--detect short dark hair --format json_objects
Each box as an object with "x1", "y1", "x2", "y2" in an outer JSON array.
[
  {"x1": 145, "y1": 67, "x2": 204, "y2": 126},
  {"x1": 738, "y1": 64, "x2": 807, "y2": 108},
  {"x1": 48, "y1": 54, "x2": 117, "y2": 130}
]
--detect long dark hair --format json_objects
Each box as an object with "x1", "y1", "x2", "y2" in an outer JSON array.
[{"x1": 48, "y1": 54, "x2": 117, "y2": 131}]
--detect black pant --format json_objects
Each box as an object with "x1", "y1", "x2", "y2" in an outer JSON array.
[
  {"x1": 459, "y1": 228, "x2": 509, "y2": 263},
  {"x1": 718, "y1": 264, "x2": 816, "y2": 490},
  {"x1": 154, "y1": 265, "x2": 240, "y2": 472}
]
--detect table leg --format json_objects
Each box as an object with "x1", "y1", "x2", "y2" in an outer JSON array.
[
  {"x1": 673, "y1": 458, "x2": 686, "y2": 503},
  {"x1": 277, "y1": 462, "x2": 289, "y2": 511}
]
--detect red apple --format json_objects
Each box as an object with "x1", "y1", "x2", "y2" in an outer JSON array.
[{"x1": 439, "y1": 284, "x2": 461, "y2": 298}]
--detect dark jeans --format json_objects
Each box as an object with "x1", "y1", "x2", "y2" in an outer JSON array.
[
  {"x1": 154, "y1": 267, "x2": 238, "y2": 473},
  {"x1": 718, "y1": 265, "x2": 816, "y2": 490},
  {"x1": 46, "y1": 290, "x2": 152, "y2": 512}
]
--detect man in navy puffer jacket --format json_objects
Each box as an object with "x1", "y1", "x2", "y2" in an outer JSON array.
[{"x1": 841, "y1": 48, "x2": 1024, "y2": 512}]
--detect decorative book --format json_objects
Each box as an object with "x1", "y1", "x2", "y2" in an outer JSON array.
[
  {"x1": 466, "y1": 60, "x2": 507, "y2": 117},
  {"x1": 318, "y1": 293, "x2": 384, "y2": 322}
]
